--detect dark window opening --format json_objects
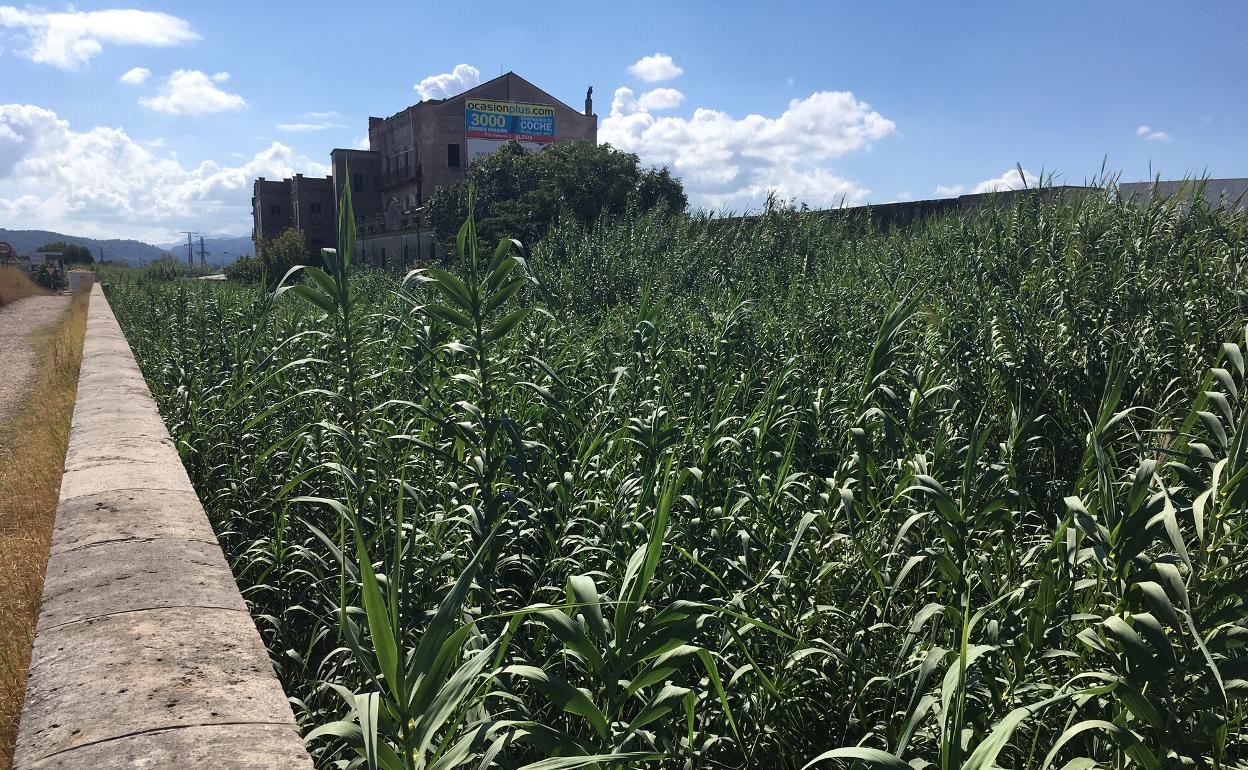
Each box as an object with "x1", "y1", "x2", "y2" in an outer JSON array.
[
  {"x1": 269, "y1": 204, "x2": 281, "y2": 217},
  {"x1": 311, "y1": 202, "x2": 322, "y2": 214},
  {"x1": 447, "y1": 143, "x2": 460, "y2": 168},
  {"x1": 352, "y1": 173, "x2": 364, "y2": 192}
]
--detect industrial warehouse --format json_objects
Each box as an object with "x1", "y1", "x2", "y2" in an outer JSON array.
[{"x1": 251, "y1": 71, "x2": 597, "y2": 267}]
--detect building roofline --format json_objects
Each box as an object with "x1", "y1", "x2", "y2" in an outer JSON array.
[{"x1": 385, "y1": 71, "x2": 583, "y2": 120}]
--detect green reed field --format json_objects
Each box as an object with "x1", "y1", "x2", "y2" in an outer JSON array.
[{"x1": 105, "y1": 186, "x2": 1248, "y2": 770}]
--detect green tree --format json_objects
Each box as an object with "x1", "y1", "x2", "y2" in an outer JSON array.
[
  {"x1": 223, "y1": 253, "x2": 264, "y2": 284},
  {"x1": 425, "y1": 140, "x2": 687, "y2": 248},
  {"x1": 256, "y1": 227, "x2": 311, "y2": 281},
  {"x1": 37, "y1": 241, "x2": 93, "y2": 263}
]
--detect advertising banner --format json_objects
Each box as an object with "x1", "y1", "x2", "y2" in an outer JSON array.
[{"x1": 465, "y1": 99, "x2": 556, "y2": 146}]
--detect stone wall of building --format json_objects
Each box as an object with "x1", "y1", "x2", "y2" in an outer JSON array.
[{"x1": 252, "y1": 178, "x2": 293, "y2": 242}]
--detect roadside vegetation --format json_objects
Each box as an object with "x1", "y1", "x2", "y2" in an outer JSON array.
[
  {"x1": 104, "y1": 186, "x2": 1248, "y2": 769},
  {"x1": 0, "y1": 267, "x2": 46, "y2": 308},
  {"x1": 0, "y1": 290, "x2": 89, "y2": 769}
]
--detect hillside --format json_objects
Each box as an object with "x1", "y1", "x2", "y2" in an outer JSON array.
[{"x1": 0, "y1": 229, "x2": 252, "y2": 268}]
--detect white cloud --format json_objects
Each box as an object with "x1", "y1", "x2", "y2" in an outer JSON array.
[
  {"x1": 601, "y1": 87, "x2": 894, "y2": 210},
  {"x1": 353, "y1": 135, "x2": 370, "y2": 150},
  {"x1": 0, "y1": 6, "x2": 197, "y2": 69},
  {"x1": 637, "y1": 87, "x2": 684, "y2": 111},
  {"x1": 414, "y1": 63, "x2": 479, "y2": 100},
  {"x1": 628, "y1": 53, "x2": 683, "y2": 82},
  {"x1": 119, "y1": 66, "x2": 149, "y2": 85},
  {"x1": 934, "y1": 167, "x2": 1039, "y2": 198},
  {"x1": 139, "y1": 69, "x2": 245, "y2": 115},
  {"x1": 971, "y1": 167, "x2": 1038, "y2": 194},
  {"x1": 0, "y1": 103, "x2": 326, "y2": 241},
  {"x1": 1136, "y1": 124, "x2": 1171, "y2": 142},
  {"x1": 277, "y1": 119, "x2": 347, "y2": 132}
]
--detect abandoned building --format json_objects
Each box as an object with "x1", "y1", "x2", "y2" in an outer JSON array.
[{"x1": 251, "y1": 71, "x2": 598, "y2": 267}]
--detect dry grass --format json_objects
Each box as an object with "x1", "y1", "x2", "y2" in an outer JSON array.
[
  {"x1": 0, "y1": 289, "x2": 88, "y2": 769},
  {"x1": 0, "y1": 268, "x2": 47, "y2": 308}
]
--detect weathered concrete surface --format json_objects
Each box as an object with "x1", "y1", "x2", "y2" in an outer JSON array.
[{"x1": 14, "y1": 284, "x2": 313, "y2": 769}]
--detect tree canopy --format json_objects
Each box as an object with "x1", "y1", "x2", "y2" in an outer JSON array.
[
  {"x1": 425, "y1": 140, "x2": 686, "y2": 247},
  {"x1": 37, "y1": 241, "x2": 93, "y2": 263},
  {"x1": 257, "y1": 227, "x2": 311, "y2": 281}
]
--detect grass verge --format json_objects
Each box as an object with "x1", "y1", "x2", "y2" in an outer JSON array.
[
  {"x1": 0, "y1": 288, "x2": 88, "y2": 769},
  {"x1": 0, "y1": 268, "x2": 47, "y2": 308}
]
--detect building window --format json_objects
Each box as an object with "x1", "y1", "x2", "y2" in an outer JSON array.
[
  {"x1": 447, "y1": 143, "x2": 460, "y2": 168},
  {"x1": 311, "y1": 202, "x2": 322, "y2": 214},
  {"x1": 352, "y1": 173, "x2": 364, "y2": 192},
  {"x1": 269, "y1": 204, "x2": 281, "y2": 217}
]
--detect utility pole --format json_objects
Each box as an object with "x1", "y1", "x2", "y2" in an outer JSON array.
[
  {"x1": 198, "y1": 236, "x2": 207, "y2": 269},
  {"x1": 181, "y1": 231, "x2": 195, "y2": 267}
]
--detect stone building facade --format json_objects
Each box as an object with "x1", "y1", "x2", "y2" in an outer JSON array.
[{"x1": 252, "y1": 71, "x2": 597, "y2": 268}]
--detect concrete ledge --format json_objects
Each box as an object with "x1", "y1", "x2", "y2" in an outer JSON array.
[{"x1": 14, "y1": 285, "x2": 313, "y2": 769}]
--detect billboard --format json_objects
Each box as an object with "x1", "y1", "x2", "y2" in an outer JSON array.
[{"x1": 465, "y1": 98, "x2": 556, "y2": 162}]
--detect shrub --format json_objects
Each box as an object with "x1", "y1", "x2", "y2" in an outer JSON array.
[{"x1": 223, "y1": 254, "x2": 264, "y2": 285}]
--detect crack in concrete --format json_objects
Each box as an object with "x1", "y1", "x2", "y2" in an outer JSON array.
[
  {"x1": 52, "y1": 535, "x2": 221, "y2": 556},
  {"x1": 25, "y1": 721, "x2": 302, "y2": 764},
  {"x1": 37, "y1": 604, "x2": 252, "y2": 634}
]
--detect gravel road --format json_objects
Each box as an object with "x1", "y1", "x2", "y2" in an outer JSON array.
[{"x1": 0, "y1": 295, "x2": 72, "y2": 431}]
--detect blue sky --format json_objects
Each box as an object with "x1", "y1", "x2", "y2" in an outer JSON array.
[{"x1": 0, "y1": 1, "x2": 1244, "y2": 242}]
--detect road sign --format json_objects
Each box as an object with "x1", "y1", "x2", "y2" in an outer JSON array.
[{"x1": 0, "y1": 242, "x2": 11, "y2": 257}]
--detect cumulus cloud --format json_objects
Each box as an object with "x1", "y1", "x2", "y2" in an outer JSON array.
[
  {"x1": 414, "y1": 63, "x2": 480, "y2": 100},
  {"x1": 118, "y1": 66, "x2": 149, "y2": 84},
  {"x1": 601, "y1": 87, "x2": 894, "y2": 210},
  {"x1": 0, "y1": 103, "x2": 326, "y2": 241},
  {"x1": 0, "y1": 6, "x2": 197, "y2": 69},
  {"x1": 637, "y1": 87, "x2": 684, "y2": 111},
  {"x1": 139, "y1": 69, "x2": 245, "y2": 115},
  {"x1": 934, "y1": 167, "x2": 1039, "y2": 198},
  {"x1": 1136, "y1": 124, "x2": 1171, "y2": 142},
  {"x1": 628, "y1": 53, "x2": 682, "y2": 82}
]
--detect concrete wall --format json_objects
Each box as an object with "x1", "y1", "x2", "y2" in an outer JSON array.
[{"x1": 14, "y1": 284, "x2": 313, "y2": 770}]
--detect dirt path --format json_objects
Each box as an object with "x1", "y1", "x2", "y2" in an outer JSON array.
[{"x1": 0, "y1": 295, "x2": 71, "y2": 435}]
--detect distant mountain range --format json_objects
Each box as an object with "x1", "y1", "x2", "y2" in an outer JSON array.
[
  {"x1": 156, "y1": 235, "x2": 255, "y2": 267},
  {"x1": 0, "y1": 228, "x2": 253, "y2": 268}
]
